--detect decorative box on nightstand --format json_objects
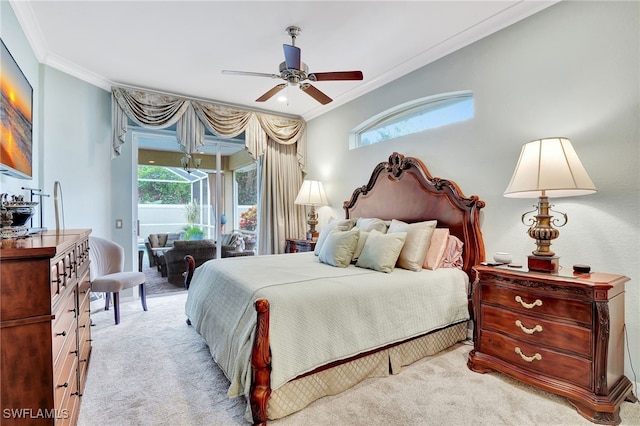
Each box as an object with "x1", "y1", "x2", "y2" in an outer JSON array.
[
  {"x1": 285, "y1": 238, "x2": 316, "y2": 253},
  {"x1": 467, "y1": 265, "x2": 634, "y2": 425}
]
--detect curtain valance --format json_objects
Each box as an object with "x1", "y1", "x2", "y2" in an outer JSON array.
[{"x1": 111, "y1": 86, "x2": 306, "y2": 171}]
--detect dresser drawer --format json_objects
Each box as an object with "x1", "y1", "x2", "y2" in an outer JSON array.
[
  {"x1": 55, "y1": 372, "x2": 78, "y2": 426},
  {"x1": 481, "y1": 329, "x2": 592, "y2": 390},
  {"x1": 77, "y1": 327, "x2": 91, "y2": 395},
  {"x1": 53, "y1": 328, "x2": 78, "y2": 409},
  {"x1": 481, "y1": 284, "x2": 592, "y2": 326},
  {"x1": 52, "y1": 293, "x2": 77, "y2": 365}
]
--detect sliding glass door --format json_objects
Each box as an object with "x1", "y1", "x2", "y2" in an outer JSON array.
[{"x1": 134, "y1": 128, "x2": 257, "y2": 269}]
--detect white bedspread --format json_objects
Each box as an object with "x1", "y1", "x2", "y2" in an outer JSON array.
[{"x1": 185, "y1": 252, "x2": 469, "y2": 398}]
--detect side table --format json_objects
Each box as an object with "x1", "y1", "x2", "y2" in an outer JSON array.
[
  {"x1": 468, "y1": 264, "x2": 634, "y2": 425},
  {"x1": 285, "y1": 238, "x2": 316, "y2": 253}
]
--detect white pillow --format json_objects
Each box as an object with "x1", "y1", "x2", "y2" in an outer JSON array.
[
  {"x1": 423, "y1": 228, "x2": 450, "y2": 270},
  {"x1": 355, "y1": 229, "x2": 407, "y2": 273},
  {"x1": 314, "y1": 219, "x2": 356, "y2": 256},
  {"x1": 388, "y1": 219, "x2": 437, "y2": 271},
  {"x1": 351, "y1": 230, "x2": 370, "y2": 262},
  {"x1": 319, "y1": 228, "x2": 360, "y2": 268},
  {"x1": 355, "y1": 217, "x2": 388, "y2": 233}
]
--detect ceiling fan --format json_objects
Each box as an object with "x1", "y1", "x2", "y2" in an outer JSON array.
[{"x1": 222, "y1": 26, "x2": 364, "y2": 105}]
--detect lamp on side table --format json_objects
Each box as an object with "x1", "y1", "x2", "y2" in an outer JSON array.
[
  {"x1": 503, "y1": 137, "x2": 596, "y2": 272},
  {"x1": 294, "y1": 180, "x2": 328, "y2": 241}
]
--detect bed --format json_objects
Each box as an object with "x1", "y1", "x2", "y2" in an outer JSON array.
[{"x1": 184, "y1": 152, "x2": 486, "y2": 424}]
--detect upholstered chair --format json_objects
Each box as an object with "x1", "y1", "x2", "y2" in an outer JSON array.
[
  {"x1": 163, "y1": 239, "x2": 216, "y2": 286},
  {"x1": 89, "y1": 236, "x2": 147, "y2": 324}
]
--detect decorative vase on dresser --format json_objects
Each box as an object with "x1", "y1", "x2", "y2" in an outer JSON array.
[
  {"x1": 467, "y1": 264, "x2": 634, "y2": 425},
  {"x1": 0, "y1": 229, "x2": 92, "y2": 425}
]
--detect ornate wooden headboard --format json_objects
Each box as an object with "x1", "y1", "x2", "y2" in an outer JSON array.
[{"x1": 343, "y1": 152, "x2": 486, "y2": 279}]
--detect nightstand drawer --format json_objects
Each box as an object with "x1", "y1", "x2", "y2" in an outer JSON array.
[
  {"x1": 481, "y1": 330, "x2": 592, "y2": 390},
  {"x1": 481, "y1": 284, "x2": 592, "y2": 326},
  {"x1": 481, "y1": 305, "x2": 592, "y2": 357}
]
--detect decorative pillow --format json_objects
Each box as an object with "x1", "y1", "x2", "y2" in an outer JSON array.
[
  {"x1": 355, "y1": 230, "x2": 407, "y2": 273},
  {"x1": 157, "y1": 233, "x2": 169, "y2": 247},
  {"x1": 388, "y1": 219, "x2": 437, "y2": 272},
  {"x1": 423, "y1": 228, "x2": 450, "y2": 270},
  {"x1": 314, "y1": 219, "x2": 355, "y2": 255},
  {"x1": 318, "y1": 228, "x2": 360, "y2": 268},
  {"x1": 439, "y1": 235, "x2": 464, "y2": 269},
  {"x1": 351, "y1": 230, "x2": 370, "y2": 262},
  {"x1": 220, "y1": 233, "x2": 234, "y2": 247},
  {"x1": 148, "y1": 234, "x2": 159, "y2": 248},
  {"x1": 148, "y1": 233, "x2": 169, "y2": 248},
  {"x1": 229, "y1": 233, "x2": 245, "y2": 251},
  {"x1": 355, "y1": 217, "x2": 388, "y2": 233}
]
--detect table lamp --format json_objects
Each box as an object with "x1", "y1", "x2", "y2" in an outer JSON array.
[
  {"x1": 504, "y1": 137, "x2": 596, "y2": 272},
  {"x1": 294, "y1": 180, "x2": 328, "y2": 241}
]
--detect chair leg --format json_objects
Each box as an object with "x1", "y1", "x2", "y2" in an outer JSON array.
[
  {"x1": 105, "y1": 292, "x2": 111, "y2": 311},
  {"x1": 139, "y1": 283, "x2": 148, "y2": 311},
  {"x1": 113, "y1": 292, "x2": 120, "y2": 325}
]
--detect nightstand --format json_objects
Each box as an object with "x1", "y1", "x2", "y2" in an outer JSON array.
[
  {"x1": 285, "y1": 238, "x2": 316, "y2": 253},
  {"x1": 467, "y1": 265, "x2": 634, "y2": 425}
]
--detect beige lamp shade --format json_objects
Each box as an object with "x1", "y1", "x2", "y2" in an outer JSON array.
[
  {"x1": 504, "y1": 137, "x2": 597, "y2": 198},
  {"x1": 295, "y1": 180, "x2": 328, "y2": 206}
]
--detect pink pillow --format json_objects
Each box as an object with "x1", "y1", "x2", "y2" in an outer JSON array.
[
  {"x1": 423, "y1": 228, "x2": 449, "y2": 270},
  {"x1": 440, "y1": 235, "x2": 464, "y2": 269}
]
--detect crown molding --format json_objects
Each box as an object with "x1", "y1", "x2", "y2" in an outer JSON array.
[
  {"x1": 9, "y1": 0, "x2": 113, "y2": 91},
  {"x1": 10, "y1": 0, "x2": 558, "y2": 121}
]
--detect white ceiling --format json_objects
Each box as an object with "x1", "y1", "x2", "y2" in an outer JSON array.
[{"x1": 10, "y1": 1, "x2": 556, "y2": 121}]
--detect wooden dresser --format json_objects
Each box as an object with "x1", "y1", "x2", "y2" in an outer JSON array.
[
  {"x1": 0, "y1": 229, "x2": 92, "y2": 425},
  {"x1": 285, "y1": 238, "x2": 316, "y2": 253},
  {"x1": 468, "y1": 265, "x2": 633, "y2": 425}
]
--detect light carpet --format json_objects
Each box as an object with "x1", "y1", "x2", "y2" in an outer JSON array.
[{"x1": 78, "y1": 292, "x2": 640, "y2": 426}]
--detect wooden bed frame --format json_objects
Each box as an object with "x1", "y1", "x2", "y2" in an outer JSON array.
[{"x1": 185, "y1": 152, "x2": 485, "y2": 425}]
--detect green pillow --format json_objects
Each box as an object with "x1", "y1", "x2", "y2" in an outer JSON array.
[
  {"x1": 319, "y1": 228, "x2": 360, "y2": 268},
  {"x1": 355, "y1": 230, "x2": 407, "y2": 273}
]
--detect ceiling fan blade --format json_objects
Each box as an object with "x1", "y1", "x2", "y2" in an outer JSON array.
[
  {"x1": 300, "y1": 83, "x2": 332, "y2": 105},
  {"x1": 309, "y1": 71, "x2": 364, "y2": 81},
  {"x1": 222, "y1": 70, "x2": 280, "y2": 79},
  {"x1": 256, "y1": 84, "x2": 287, "y2": 102},
  {"x1": 283, "y1": 44, "x2": 301, "y2": 70}
]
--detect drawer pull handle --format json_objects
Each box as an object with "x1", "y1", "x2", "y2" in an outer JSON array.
[
  {"x1": 515, "y1": 320, "x2": 543, "y2": 335},
  {"x1": 56, "y1": 331, "x2": 66, "y2": 337},
  {"x1": 515, "y1": 347, "x2": 542, "y2": 363},
  {"x1": 57, "y1": 382, "x2": 68, "y2": 389},
  {"x1": 515, "y1": 295, "x2": 542, "y2": 309}
]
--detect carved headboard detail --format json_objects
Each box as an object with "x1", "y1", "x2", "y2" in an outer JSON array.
[{"x1": 343, "y1": 152, "x2": 486, "y2": 279}]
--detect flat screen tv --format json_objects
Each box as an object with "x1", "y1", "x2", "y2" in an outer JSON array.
[{"x1": 1, "y1": 38, "x2": 33, "y2": 179}]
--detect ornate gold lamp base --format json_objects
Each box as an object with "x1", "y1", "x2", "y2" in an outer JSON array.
[
  {"x1": 523, "y1": 195, "x2": 566, "y2": 273},
  {"x1": 306, "y1": 205, "x2": 319, "y2": 241}
]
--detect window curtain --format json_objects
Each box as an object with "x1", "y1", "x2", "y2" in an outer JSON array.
[
  {"x1": 111, "y1": 86, "x2": 306, "y2": 254},
  {"x1": 258, "y1": 139, "x2": 306, "y2": 255}
]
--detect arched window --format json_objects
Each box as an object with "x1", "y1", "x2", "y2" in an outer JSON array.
[{"x1": 349, "y1": 91, "x2": 474, "y2": 149}]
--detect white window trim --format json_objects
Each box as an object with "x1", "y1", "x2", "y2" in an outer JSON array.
[{"x1": 349, "y1": 90, "x2": 473, "y2": 150}]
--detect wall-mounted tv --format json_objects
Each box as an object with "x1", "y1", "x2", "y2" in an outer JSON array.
[{"x1": 1, "y1": 38, "x2": 33, "y2": 179}]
